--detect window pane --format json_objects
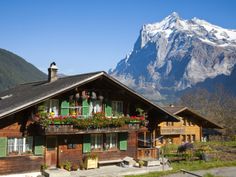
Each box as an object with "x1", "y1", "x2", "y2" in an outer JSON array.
[
  {"x1": 112, "y1": 101, "x2": 123, "y2": 116},
  {"x1": 106, "y1": 133, "x2": 117, "y2": 149},
  {"x1": 8, "y1": 138, "x2": 15, "y2": 153},
  {"x1": 26, "y1": 137, "x2": 33, "y2": 152},
  {"x1": 17, "y1": 138, "x2": 24, "y2": 154},
  {"x1": 91, "y1": 134, "x2": 103, "y2": 150}
]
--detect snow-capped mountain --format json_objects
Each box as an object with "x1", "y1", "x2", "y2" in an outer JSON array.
[{"x1": 110, "y1": 12, "x2": 236, "y2": 102}]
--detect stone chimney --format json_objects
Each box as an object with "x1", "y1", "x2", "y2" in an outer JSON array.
[{"x1": 48, "y1": 62, "x2": 58, "y2": 82}]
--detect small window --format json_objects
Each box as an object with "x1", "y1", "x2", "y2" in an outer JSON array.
[
  {"x1": 112, "y1": 101, "x2": 123, "y2": 116},
  {"x1": 192, "y1": 135, "x2": 196, "y2": 142},
  {"x1": 67, "y1": 143, "x2": 77, "y2": 149},
  {"x1": 7, "y1": 137, "x2": 33, "y2": 155},
  {"x1": 47, "y1": 99, "x2": 59, "y2": 117},
  {"x1": 91, "y1": 134, "x2": 103, "y2": 151},
  {"x1": 105, "y1": 133, "x2": 117, "y2": 150},
  {"x1": 187, "y1": 135, "x2": 191, "y2": 142},
  {"x1": 166, "y1": 122, "x2": 174, "y2": 126}
]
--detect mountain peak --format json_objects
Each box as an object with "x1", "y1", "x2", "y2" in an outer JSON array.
[
  {"x1": 166, "y1": 12, "x2": 180, "y2": 21},
  {"x1": 110, "y1": 13, "x2": 236, "y2": 102}
]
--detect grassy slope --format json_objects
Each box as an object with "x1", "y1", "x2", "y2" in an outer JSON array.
[
  {"x1": 0, "y1": 48, "x2": 47, "y2": 91},
  {"x1": 126, "y1": 141, "x2": 236, "y2": 177}
]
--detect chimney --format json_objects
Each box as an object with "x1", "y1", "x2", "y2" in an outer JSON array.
[
  {"x1": 169, "y1": 104, "x2": 174, "y2": 107},
  {"x1": 48, "y1": 62, "x2": 58, "y2": 82}
]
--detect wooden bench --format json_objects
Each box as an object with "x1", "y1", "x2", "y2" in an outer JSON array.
[{"x1": 98, "y1": 159, "x2": 123, "y2": 167}]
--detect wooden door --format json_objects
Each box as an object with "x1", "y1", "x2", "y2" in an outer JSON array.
[{"x1": 46, "y1": 136, "x2": 57, "y2": 167}]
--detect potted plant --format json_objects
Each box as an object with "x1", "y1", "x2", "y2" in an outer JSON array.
[
  {"x1": 64, "y1": 160, "x2": 72, "y2": 171},
  {"x1": 40, "y1": 164, "x2": 48, "y2": 171},
  {"x1": 138, "y1": 160, "x2": 144, "y2": 168},
  {"x1": 84, "y1": 153, "x2": 98, "y2": 169},
  {"x1": 71, "y1": 163, "x2": 79, "y2": 171}
]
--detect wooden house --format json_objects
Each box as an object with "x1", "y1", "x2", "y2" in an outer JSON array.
[
  {"x1": 0, "y1": 63, "x2": 177, "y2": 175},
  {"x1": 156, "y1": 106, "x2": 222, "y2": 145}
]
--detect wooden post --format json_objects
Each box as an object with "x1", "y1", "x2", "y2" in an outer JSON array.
[{"x1": 144, "y1": 131, "x2": 147, "y2": 147}]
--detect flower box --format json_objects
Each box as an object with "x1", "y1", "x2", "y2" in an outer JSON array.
[{"x1": 84, "y1": 157, "x2": 98, "y2": 169}]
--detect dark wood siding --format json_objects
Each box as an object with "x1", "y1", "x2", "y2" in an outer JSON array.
[{"x1": 0, "y1": 156, "x2": 43, "y2": 175}]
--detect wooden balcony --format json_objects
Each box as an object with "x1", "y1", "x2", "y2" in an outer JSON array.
[
  {"x1": 43, "y1": 124, "x2": 140, "y2": 135},
  {"x1": 160, "y1": 126, "x2": 185, "y2": 135},
  {"x1": 137, "y1": 148, "x2": 158, "y2": 160}
]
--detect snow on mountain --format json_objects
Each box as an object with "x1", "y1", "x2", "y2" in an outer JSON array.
[{"x1": 110, "y1": 12, "x2": 236, "y2": 102}]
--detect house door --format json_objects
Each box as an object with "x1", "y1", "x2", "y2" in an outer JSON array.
[{"x1": 46, "y1": 136, "x2": 58, "y2": 167}]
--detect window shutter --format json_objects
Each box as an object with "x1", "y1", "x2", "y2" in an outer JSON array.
[
  {"x1": 82, "y1": 99, "x2": 89, "y2": 117},
  {"x1": 0, "y1": 137, "x2": 7, "y2": 157},
  {"x1": 34, "y1": 136, "x2": 44, "y2": 155},
  {"x1": 105, "y1": 100, "x2": 112, "y2": 117},
  {"x1": 61, "y1": 101, "x2": 69, "y2": 116},
  {"x1": 83, "y1": 134, "x2": 91, "y2": 153},
  {"x1": 119, "y1": 133, "x2": 128, "y2": 151}
]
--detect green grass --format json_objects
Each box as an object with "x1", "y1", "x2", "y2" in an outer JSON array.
[
  {"x1": 125, "y1": 160, "x2": 236, "y2": 177},
  {"x1": 126, "y1": 141, "x2": 236, "y2": 177}
]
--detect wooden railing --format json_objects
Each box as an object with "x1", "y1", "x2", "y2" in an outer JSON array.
[
  {"x1": 43, "y1": 124, "x2": 140, "y2": 135},
  {"x1": 160, "y1": 127, "x2": 185, "y2": 135},
  {"x1": 137, "y1": 148, "x2": 158, "y2": 160}
]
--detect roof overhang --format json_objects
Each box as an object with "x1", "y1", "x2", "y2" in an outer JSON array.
[{"x1": 0, "y1": 72, "x2": 178, "y2": 122}]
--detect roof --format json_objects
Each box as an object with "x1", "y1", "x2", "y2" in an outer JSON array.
[
  {"x1": 162, "y1": 106, "x2": 223, "y2": 129},
  {"x1": 0, "y1": 71, "x2": 178, "y2": 122}
]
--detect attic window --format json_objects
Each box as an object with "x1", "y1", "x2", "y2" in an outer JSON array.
[{"x1": 0, "y1": 94, "x2": 13, "y2": 100}]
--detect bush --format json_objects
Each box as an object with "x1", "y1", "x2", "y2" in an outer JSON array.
[
  {"x1": 71, "y1": 164, "x2": 79, "y2": 171},
  {"x1": 40, "y1": 164, "x2": 48, "y2": 171},
  {"x1": 64, "y1": 160, "x2": 72, "y2": 171}
]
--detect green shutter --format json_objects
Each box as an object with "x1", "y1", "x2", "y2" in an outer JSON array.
[
  {"x1": 34, "y1": 136, "x2": 44, "y2": 155},
  {"x1": 105, "y1": 100, "x2": 112, "y2": 117},
  {"x1": 61, "y1": 101, "x2": 70, "y2": 116},
  {"x1": 0, "y1": 137, "x2": 7, "y2": 157},
  {"x1": 83, "y1": 134, "x2": 91, "y2": 153},
  {"x1": 119, "y1": 133, "x2": 128, "y2": 151},
  {"x1": 82, "y1": 99, "x2": 89, "y2": 117}
]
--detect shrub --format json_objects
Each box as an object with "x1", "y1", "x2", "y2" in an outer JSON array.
[
  {"x1": 40, "y1": 164, "x2": 48, "y2": 171},
  {"x1": 64, "y1": 160, "x2": 72, "y2": 171},
  {"x1": 71, "y1": 164, "x2": 79, "y2": 171}
]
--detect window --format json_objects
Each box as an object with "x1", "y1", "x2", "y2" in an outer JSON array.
[
  {"x1": 91, "y1": 134, "x2": 103, "y2": 151},
  {"x1": 166, "y1": 122, "x2": 174, "y2": 126},
  {"x1": 47, "y1": 99, "x2": 59, "y2": 116},
  {"x1": 89, "y1": 100, "x2": 102, "y2": 116},
  {"x1": 112, "y1": 101, "x2": 123, "y2": 116},
  {"x1": 182, "y1": 135, "x2": 186, "y2": 142},
  {"x1": 106, "y1": 133, "x2": 117, "y2": 149},
  {"x1": 7, "y1": 137, "x2": 33, "y2": 155},
  {"x1": 67, "y1": 138, "x2": 77, "y2": 149},
  {"x1": 192, "y1": 135, "x2": 196, "y2": 142},
  {"x1": 187, "y1": 135, "x2": 191, "y2": 142},
  {"x1": 183, "y1": 118, "x2": 187, "y2": 126}
]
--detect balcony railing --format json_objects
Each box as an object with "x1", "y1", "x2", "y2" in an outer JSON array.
[
  {"x1": 160, "y1": 127, "x2": 185, "y2": 135},
  {"x1": 43, "y1": 124, "x2": 140, "y2": 135},
  {"x1": 137, "y1": 148, "x2": 158, "y2": 160}
]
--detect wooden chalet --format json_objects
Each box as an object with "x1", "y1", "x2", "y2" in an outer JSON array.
[
  {"x1": 0, "y1": 63, "x2": 177, "y2": 175},
  {"x1": 156, "y1": 106, "x2": 222, "y2": 145}
]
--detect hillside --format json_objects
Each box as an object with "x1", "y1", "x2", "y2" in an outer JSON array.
[
  {"x1": 0, "y1": 48, "x2": 47, "y2": 92},
  {"x1": 110, "y1": 12, "x2": 236, "y2": 103}
]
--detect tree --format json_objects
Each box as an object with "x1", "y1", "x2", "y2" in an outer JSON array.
[{"x1": 178, "y1": 86, "x2": 236, "y2": 135}]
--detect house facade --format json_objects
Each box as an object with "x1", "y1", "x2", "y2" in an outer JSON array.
[
  {"x1": 156, "y1": 106, "x2": 222, "y2": 145},
  {"x1": 0, "y1": 63, "x2": 177, "y2": 175}
]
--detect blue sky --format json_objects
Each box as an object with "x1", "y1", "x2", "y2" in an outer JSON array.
[{"x1": 0, "y1": 0, "x2": 236, "y2": 75}]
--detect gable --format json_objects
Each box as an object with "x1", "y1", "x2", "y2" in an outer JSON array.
[{"x1": 0, "y1": 72, "x2": 177, "y2": 122}]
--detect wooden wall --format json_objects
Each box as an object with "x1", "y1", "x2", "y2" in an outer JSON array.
[
  {"x1": 0, "y1": 110, "x2": 44, "y2": 175},
  {"x1": 0, "y1": 156, "x2": 43, "y2": 175},
  {"x1": 157, "y1": 115, "x2": 201, "y2": 145},
  {"x1": 57, "y1": 131, "x2": 137, "y2": 166}
]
